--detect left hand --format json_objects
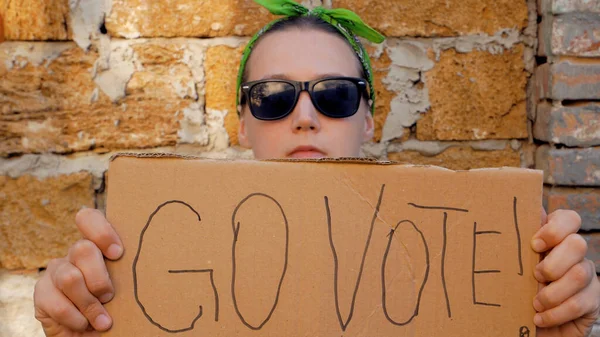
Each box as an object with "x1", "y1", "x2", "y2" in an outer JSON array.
[{"x1": 532, "y1": 208, "x2": 600, "y2": 337}]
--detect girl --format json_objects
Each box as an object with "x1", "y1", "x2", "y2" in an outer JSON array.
[{"x1": 34, "y1": 1, "x2": 600, "y2": 336}]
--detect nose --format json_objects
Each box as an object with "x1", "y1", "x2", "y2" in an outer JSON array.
[{"x1": 290, "y1": 91, "x2": 321, "y2": 132}]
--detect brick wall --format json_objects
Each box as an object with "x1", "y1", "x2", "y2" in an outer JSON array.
[
  {"x1": 0, "y1": 0, "x2": 597, "y2": 335},
  {"x1": 535, "y1": 0, "x2": 600, "y2": 274}
]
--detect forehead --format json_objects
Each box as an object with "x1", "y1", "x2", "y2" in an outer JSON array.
[{"x1": 245, "y1": 29, "x2": 363, "y2": 81}]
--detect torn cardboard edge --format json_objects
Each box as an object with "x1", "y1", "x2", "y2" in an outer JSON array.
[
  {"x1": 108, "y1": 151, "x2": 542, "y2": 173},
  {"x1": 108, "y1": 152, "x2": 388, "y2": 164}
]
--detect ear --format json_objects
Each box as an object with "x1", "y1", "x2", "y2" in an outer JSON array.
[
  {"x1": 237, "y1": 105, "x2": 252, "y2": 148},
  {"x1": 362, "y1": 108, "x2": 375, "y2": 142}
]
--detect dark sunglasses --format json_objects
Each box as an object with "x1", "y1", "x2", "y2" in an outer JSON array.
[{"x1": 239, "y1": 77, "x2": 370, "y2": 121}]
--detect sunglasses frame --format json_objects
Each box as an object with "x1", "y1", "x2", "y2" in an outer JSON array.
[{"x1": 239, "y1": 76, "x2": 369, "y2": 121}]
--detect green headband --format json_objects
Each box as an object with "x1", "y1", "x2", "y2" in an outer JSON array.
[{"x1": 236, "y1": 0, "x2": 386, "y2": 115}]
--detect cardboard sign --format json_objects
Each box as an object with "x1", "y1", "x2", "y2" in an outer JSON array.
[{"x1": 104, "y1": 154, "x2": 543, "y2": 337}]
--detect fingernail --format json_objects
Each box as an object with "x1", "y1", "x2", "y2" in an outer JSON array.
[
  {"x1": 99, "y1": 292, "x2": 114, "y2": 303},
  {"x1": 534, "y1": 314, "x2": 543, "y2": 326},
  {"x1": 533, "y1": 297, "x2": 543, "y2": 312},
  {"x1": 532, "y1": 238, "x2": 546, "y2": 252},
  {"x1": 95, "y1": 314, "x2": 111, "y2": 330},
  {"x1": 107, "y1": 244, "x2": 123, "y2": 259}
]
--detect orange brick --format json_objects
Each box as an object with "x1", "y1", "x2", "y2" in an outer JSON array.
[
  {"x1": 368, "y1": 46, "x2": 393, "y2": 142},
  {"x1": 0, "y1": 0, "x2": 71, "y2": 40},
  {"x1": 333, "y1": 0, "x2": 528, "y2": 37},
  {"x1": 205, "y1": 45, "x2": 245, "y2": 146},
  {"x1": 106, "y1": 0, "x2": 292, "y2": 38},
  {"x1": 0, "y1": 173, "x2": 93, "y2": 269},
  {"x1": 417, "y1": 46, "x2": 528, "y2": 141},
  {"x1": 0, "y1": 41, "x2": 200, "y2": 156},
  {"x1": 388, "y1": 145, "x2": 521, "y2": 170}
]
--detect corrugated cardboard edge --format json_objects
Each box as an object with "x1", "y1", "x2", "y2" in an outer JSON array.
[
  {"x1": 108, "y1": 152, "x2": 543, "y2": 174},
  {"x1": 108, "y1": 152, "x2": 387, "y2": 164}
]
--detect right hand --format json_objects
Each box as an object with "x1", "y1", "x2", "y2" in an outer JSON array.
[{"x1": 34, "y1": 208, "x2": 124, "y2": 336}]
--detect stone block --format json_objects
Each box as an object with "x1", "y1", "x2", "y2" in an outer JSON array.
[
  {"x1": 417, "y1": 46, "x2": 528, "y2": 140},
  {"x1": 388, "y1": 144, "x2": 521, "y2": 170},
  {"x1": 205, "y1": 45, "x2": 245, "y2": 146},
  {"x1": 0, "y1": 270, "x2": 43, "y2": 337},
  {"x1": 333, "y1": 0, "x2": 528, "y2": 37},
  {"x1": 106, "y1": 0, "x2": 284, "y2": 38},
  {"x1": 0, "y1": 173, "x2": 93, "y2": 269},
  {"x1": 0, "y1": 40, "x2": 207, "y2": 156},
  {"x1": 0, "y1": 0, "x2": 70, "y2": 40}
]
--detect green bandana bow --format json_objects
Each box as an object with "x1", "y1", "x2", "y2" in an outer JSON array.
[{"x1": 236, "y1": 0, "x2": 385, "y2": 115}]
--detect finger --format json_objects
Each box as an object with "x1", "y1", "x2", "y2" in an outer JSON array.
[
  {"x1": 52, "y1": 261, "x2": 113, "y2": 331},
  {"x1": 34, "y1": 268, "x2": 90, "y2": 332},
  {"x1": 534, "y1": 233, "x2": 587, "y2": 283},
  {"x1": 68, "y1": 239, "x2": 115, "y2": 303},
  {"x1": 533, "y1": 259, "x2": 595, "y2": 312},
  {"x1": 534, "y1": 275, "x2": 600, "y2": 328},
  {"x1": 541, "y1": 207, "x2": 548, "y2": 226},
  {"x1": 531, "y1": 209, "x2": 581, "y2": 253},
  {"x1": 76, "y1": 208, "x2": 123, "y2": 260}
]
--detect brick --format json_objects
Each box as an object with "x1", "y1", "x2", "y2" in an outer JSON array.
[
  {"x1": 368, "y1": 46, "x2": 393, "y2": 142},
  {"x1": 388, "y1": 145, "x2": 521, "y2": 170},
  {"x1": 105, "y1": 0, "x2": 283, "y2": 38},
  {"x1": 539, "y1": 0, "x2": 600, "y2": 14},
  {"x1": 333, "y1": 0, "x2": 528, "y2": 37},
  {"x1": 536, "y1": 57, "x2": 600, "y2": 100},
  {"x1": 127, "y1": 43, "x2": 197, "y2": 100},
  {"x1": 536, "y1": 146, "x2": 600, "y2": 186},
  {"x1": 0, "y1": 173, "x2": 93, "y2": 269},
  {"x1": 544, "y1": 187, "x2": 600, "y2": 231},
  {"x1": 538, "y1": 17, "x2": 550, "y2": 57},
  {"x1": 534, "y1": 102, "x2": 600, "y2": 146},
  {"x1": 552, "y1": 14, "x2": 600, "y2": 57},
  {"x1": 0, "y1": 0, "x2": 70, "y2": 40},
  {"x1": 583, "y1": 233, "x2": 600, "y2": 273},
  {"x1": 540, "y1": 14, "x2": 600, "y2": 57},
  {"x1": 536, "y1": 63, "x2": 552, "y2": 97},
  {"x1": 0, "y1": 41, "x2": 203, "y2": 156},
  {"x1": 205, "y1": 45, "x2": 245, "y2": 146},
  {"x1": 417, "y1": 46, "x2": 528, "y2": 141}
]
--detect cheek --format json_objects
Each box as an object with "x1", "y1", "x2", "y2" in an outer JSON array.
[
  {"x1": 322, "y1": 117, "x2": 366, "y2": 156},
  {"x1": 245, "y1": 119, "x2": 289, "y2": 157}
]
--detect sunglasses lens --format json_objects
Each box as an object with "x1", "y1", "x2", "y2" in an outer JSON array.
[
  {"x1": 249, "y1": 82, "x2": 296, "y2": 120},
  {"x1": 313, "y1": 79, "x2": 360, "y2": 118}
]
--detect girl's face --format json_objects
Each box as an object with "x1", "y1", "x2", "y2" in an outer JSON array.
[{"x1": 238, "y1": 29, "x2": 374, "y2": 160}]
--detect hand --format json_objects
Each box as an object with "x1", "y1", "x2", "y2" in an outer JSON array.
[
  {"x1": 532, "y1": 208, "x2": 600, "y2": 337},
  {"x1": 33, "y1": 208, "x2": 123, "y2": 336}
]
